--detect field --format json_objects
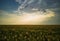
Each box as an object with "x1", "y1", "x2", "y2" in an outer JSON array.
[{"x1": 0, "y1": 25, "x2": 60, "y2": 41}]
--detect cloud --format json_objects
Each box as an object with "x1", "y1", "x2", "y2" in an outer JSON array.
[
  {"x1": 0, "y1": 0, "x2": 60, "y2": 25},
  {"x1": 15, "y1": 0, "x2": 43, "y2": 13},
  {"x1": 15, "y1": 0, "x2": 60, "y2": 13},
  {"x1": 0, "y1": 9, "x2": 55, "y2": 25}
]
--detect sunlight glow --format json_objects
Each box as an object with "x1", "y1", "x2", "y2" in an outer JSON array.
[
  {"x1": 0, "y1": 10, "x2": 55, "y2": 25},
  {"x1": 17, "y1": 11, "x2": 55, "y2": 24}
]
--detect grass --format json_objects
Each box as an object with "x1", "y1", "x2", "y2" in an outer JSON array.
[{"x1": 0, "y1": 25, "x2": 60, "y2": 41}]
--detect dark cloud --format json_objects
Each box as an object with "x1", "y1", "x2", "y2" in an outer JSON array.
[
  {"x1": 16, "y1": 0, "x2": 60, "y2": 13},
  {"x1": 41, "y1": 0, "x2": 60, "y2": 8}
]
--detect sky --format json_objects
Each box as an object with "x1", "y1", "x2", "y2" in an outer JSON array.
[{"x1": 0, "y1": 0, "x2": 60, "y2": 25}]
